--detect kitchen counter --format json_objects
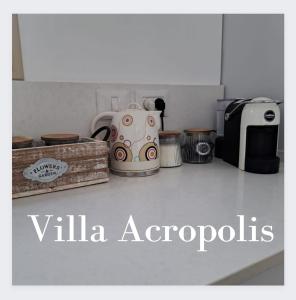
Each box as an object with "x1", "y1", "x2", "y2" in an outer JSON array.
[{"x1": 12, "y1": 159, "x2": 284, "y2": 285}]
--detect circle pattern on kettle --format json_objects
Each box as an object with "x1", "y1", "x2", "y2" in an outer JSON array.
[
  {"x1": 110, "y1": 125, "x2": 118, "y2": 142},
  {"x1": 112, "y1": 142, "x2": 133, "y2": 162},
  {"x1": 122, "y1": 115, "x2": 133, "y2": 126},
  {"x1": 147, "y1": 115, "x2": 155, "y2": 127},
  {"x1": 146, "y1": 146, "x2": 157, "y2": 160},
  {"x1": 139, "y1": 142, "x2": 159, "y2": 161},
  {"x1": 115, "y1": 147, "x2": 126, "y2": 161}
]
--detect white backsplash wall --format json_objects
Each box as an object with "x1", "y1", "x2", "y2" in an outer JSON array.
[{"x1": 12, "y1": 81, "x2": 224, "y2": 139}]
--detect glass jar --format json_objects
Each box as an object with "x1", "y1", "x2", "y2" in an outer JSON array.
[
  {"x1": 41, "y1": 133, "x2": 80, "y2": 146},
  {"x1": 182, "y1": 128, "x2": 215, "y2": 164},
  {"x1": 159, "y1": 131, "x2": 182, "y2": 168},
  {"x1": 12, "y1": 136, "x2": 33, "y2": 149}
]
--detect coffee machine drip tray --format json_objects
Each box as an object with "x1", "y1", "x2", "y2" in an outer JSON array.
[
  {"x1": 245, "y1": 125, "x2": 280, "y2": 174},
  {"x1": 245, "y1": 156, "x2": 280, "y2": 174}
]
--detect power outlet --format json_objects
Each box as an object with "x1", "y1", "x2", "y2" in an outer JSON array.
[
  {"x1": 96, "y1": 88, "x2": 132, "y2": 114},
  {"x1": 111, "y1": 96, "x2": 120, "y2": 112},
  {"x1": 135, "y1": 89, "x2": 169, "y2": 115}
]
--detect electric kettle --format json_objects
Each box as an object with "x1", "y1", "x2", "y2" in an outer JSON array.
[{"x1": 91, "y1": 103, "x2": 161, "y2": 176}]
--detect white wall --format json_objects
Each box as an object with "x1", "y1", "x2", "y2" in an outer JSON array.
[
  {"x1": 221, "y1": 14, "x2": 284, "y2": 150},
  {"x1": 18, "y1": 14, "x2": 222, "y2": 84},
  {"x1": 12, "y1": 81, "x2": 224, "y2": 139},
  {"x1": 15, "y1": 14, "x2": 284, "y2": 151}
]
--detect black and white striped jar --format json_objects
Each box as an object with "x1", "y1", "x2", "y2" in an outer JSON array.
[{"x1": 181, "y1": 129, "x2": 215, "y2": 164}]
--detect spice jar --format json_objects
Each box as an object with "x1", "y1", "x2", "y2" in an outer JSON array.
[
  {"x1": 41, "y1": 133, "x2": 79, "y2": 146},
  {"x1": 159, "y1": 131, "x2": 182, "y2": 168},
  {"x1": 182, "y1": 128, "x2": 215, "y2": 164},
  {"x1": 12, "y1": 136, "x2": 33, "y2": 149}
]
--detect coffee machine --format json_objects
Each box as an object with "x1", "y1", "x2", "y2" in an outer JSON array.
[{"x1": 222, "y1": 97, "x2": 281, "y2": 174}]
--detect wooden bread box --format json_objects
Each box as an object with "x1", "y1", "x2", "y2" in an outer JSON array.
[{"x1": 12, "y1": 138, "x2": 109, "y2": 199}]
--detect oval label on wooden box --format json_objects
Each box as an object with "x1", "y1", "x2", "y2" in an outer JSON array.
[{"x1": 23, "y1": 158, "x2": 68, "y2": 183}]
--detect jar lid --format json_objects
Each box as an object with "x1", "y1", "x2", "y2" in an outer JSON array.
[
  {"x1": 41, "y1": 133, "x2": 79, "y2": 143},
  {"x1": 184, "y1": 128, "x2": 213, "y2": 134},
  {"x1": 159, "y1": 130, "x2": 181, "y2": 137},
  {"x1": 12, "y1": 136, "x2": 33, "y2": 147}
]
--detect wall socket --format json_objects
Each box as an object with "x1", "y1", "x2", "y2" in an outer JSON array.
[
  {"x1": 135, "y1": 89, "x2": 169, "y2": 108},
  {"x1": 96, "y1": 88, "x2": 132, "y2": 114},
  {"x1": 96, "y1": 87, "x2": 169, "y2": 114}
]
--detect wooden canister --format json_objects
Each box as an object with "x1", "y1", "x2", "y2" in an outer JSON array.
[{"x1": 12, "y1": 138, "x2": 109, "y2": 199}]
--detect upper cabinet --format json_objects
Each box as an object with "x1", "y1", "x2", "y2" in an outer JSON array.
[
  {"x1": 12, "y1": 15, "x2": 24, "y2": 80},
  {"x1": 17, "y1": 14, "x2": 222, "y2": 84}
]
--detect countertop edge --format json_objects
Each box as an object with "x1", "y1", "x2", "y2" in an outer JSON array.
[{"x1": 211, "y1": 250, "x2": 284, "y2": 285}]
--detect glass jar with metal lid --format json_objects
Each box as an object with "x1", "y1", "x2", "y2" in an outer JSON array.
[
  {"x1": 12, "y1": 136, "x2": 33, "y2": 149},
  {"x1": 181, "y1": 128, "x2": 215, "y2": 164},
  {"x1": 159, "y1": 130, "x2": 182, "y2": 168}
]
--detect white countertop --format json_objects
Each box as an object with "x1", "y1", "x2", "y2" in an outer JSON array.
[{"x1": 12, "y1": 159, "x2": 284, "y2": 285}]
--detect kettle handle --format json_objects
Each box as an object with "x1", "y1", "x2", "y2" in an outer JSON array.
[
  {"x1": 90, "y1": 111, "x2": 116, "y2": 134},
  {"x1": 90, "y1": 126, "x2": 111, "y2": 141}
]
